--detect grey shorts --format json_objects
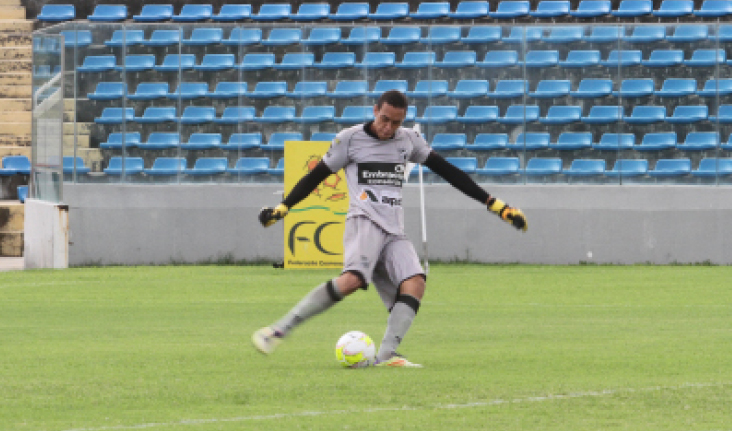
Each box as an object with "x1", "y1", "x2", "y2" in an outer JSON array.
[{"x1": 342, "y1": 216, "x2": 425, "y2": 310}]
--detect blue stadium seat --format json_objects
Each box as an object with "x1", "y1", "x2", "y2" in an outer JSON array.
[
  {"x1": 507, "y1": 133, "x2": 551, "y2": 150},
  {"x1": 144, "y1": 158, "x2": 187, "y2": 176},
  {"x1": 489, "y1": 80, "x2": 528, "y2": 98},
  {"x1": 237, "y1": 53, "x2": 275, "y2": 71},
  {"x1": 666, "y1": 106, "x2": 708, "y2": 124},
  {"x1": 503, "y1": 27, "x2": 544, "y2": 43},
  {"x1": 461, "y1": 26, "x2": 502, "y2": 44},
  {"x1": 698, "y1": 79, "x2": 732, "y2": 97},
  {"x1": 0, "y1": 156, "x2": 29, "y2": 176},
  {"x1": 613, "y1": 79, "x2": 655, "y2": 98},
  {"x1": 248, "y1": 81, "x2": 287, "y2": 99},
  {"x1": 571, "y1": 79, "x2": 613, "y2": 98},
  {"x1": 678, "y1": 132, "x2": 719, "y2": 151},
  {"x1": 173, "y1": 4, "x2": 213, "y2": 21},
  {"x1": 560, "y1": 50, "x2": 601, "y2": 68},
  {"x1": 135, "y1": 107, "x2": 177, "y2": 124},
  {"x1": 291, "y1": 3, "x2": 331, "y2": 21},
  {"x1": 489, "y1": 1, "x2": 530, "y2": 18},
  {"x1": 138, "y1": 133, "x2": 180, "y2": 150},
  {"x1": 525, "y1": 158, "x2": 563, "y2": 176},
  {"x1": 144, "y1": 29, "x2": 181, "y2": 46},
  {"x1": 449, "y1": 1, "x2": 490, "y2": 18},
  {"x1": 209, "y1": 82, "x2": 247, "y2": 99},
  {"x1": 411, "y1": 2, "x2": 450, "y2": 19},
  {"x1": 342, "y1": 27, "x2": 381, "y2": 45},
  {"x1": 571, "y1": 0, "x2": 612, "y2": 17},
  {"x1": 421, "y1": 26, "x2": 462, "y2": 44},
  {"x1": 221, "y1": 133, "x2": 262, "y2": 150},
  {"x1": 368, "y1": 2, "x2": 409, "y2": 20},
  {"x1": 329, "y1": 3, "x2": 370, "y2": 20},
  {"x1": 498, "y1": 105, "x2": 540, "y2": 124},
  {"x1": 183, "y1": 28, "x2": 223, "y2": 46},
  {"x1": 605, "y1": 159, "x2": 648, "y2": 177},
  {"x1": 179, "y1": 106, "x2": 215, "y2": 125},
  {"x1": 128, "y1": 82, "x2": 169, "y2": 100},
  {"x1": 302, "y1": 28, "x2": 341, "y2": 46},
  {"x1": 655, "y1": 78, "x2": 696, "y2": 97},
  {"x1": 564, "y1": 159, "x2": 605, "y2": 177},
  {"x1": 223, "y1": 28, "x2": 262, "y2": 46},
  {"x1": 612, "y1": 0, "x2": 652, "y2": 17},
  {"x1": 315, "y1": 52, "x2": 356, "y2": 69},
  {"x1": 431, "y1": 134, "x2": 467, "y2": 151},
  {"x1": 37, "y1": 4, "x2": 75, "y2": 21},
  {"x1": 100, "y1": 132, "x2": 141, "y2": 150},
  {"x1": 436, "y1": 51, "x2": 476, "y2": 68},
  {"x1": 311, "y1": 132, "x2": 337, "y2": 141},
  {"x1": 105, "y1": 29, "x2": 144, "y2": 47},
  {"x1": 275, "y1": 53, "x2": 315, "y2": 70},
  {"x1": 252, "y1": 4, "x2": 291, "y2": 21},
  {"x1": 63, "y1": 157, "x2": 91, "y2": 175},
  {"x1": 694, "y1": 0, "x2": 732, "y2": 16},
  {"x1": 180, "y1": 133, "x2": 222, "y2": 151},
  {"x1": 593, "y1": 133, "x2": 635, "y2": 151},
  {"x1": 649, "y1": 159, "x2": 691, "y2": 178},
  {"x1": 581, "y1": 106, "x2": 624, "y2": 124},
  {"x1": 415, "y1": 106, "x2": 458, "y2": 124},
  {"x1": 637, "y1": 132, "x2": 677, "y2": 151},
  {"x1": 228, "y1": 157, "x2": 270, "y2": 175},
  {"x1": 355, "y1": 52, "x2": 396, "y2": 69},
  {"x1": 287, "y1": 81, "x2": 328, "y2": 99},
  {"x1": 116, "y1": 54, "x2": 155, "y2": 72},
  {"x1": 262, "y1": 28, "x2": 301, "y2": 46},
  {"x1": 88, "y1": 4, "x2": 127, "y2": 21},
  {"x1": 186, "y1": 158, "x2": 228, "y2": 176},
  {"x1": 544, "y1": 27, "x2": 583, "y2": 43},
  {"x1": 692, "y1": 158, "x2": 732, "y2": 177},
  {"x1": 471, "y1": 134, "x2": 509, "y2": 151},
  {"x1": 294, "y1": 106, "x2": 335, "y2": 124},
  {"x1": 585, "y1": 26, "x2": 624, "y2": 43},
  {"x1": 214, "y1": 106, "x2": 256, "y2": 124},
  {"x1": 551, "y1": 132, "x2": 593, "y2": 150},
  {"x1": 723, "y1": 135, "x2": 732, "y2": 150},
  {"x1": 382, "y1": 26, "x2": 421, "y2": 45},
  {"x1": 104, "y1": 157, "x2": 144, "y2": 175},
  {"x1": 61, "y1": 30, "x2": 93, "y2": 48},
  {"x1": 709, "y1": 105, "x2": 732, "y2": 122},
  {"x1": 329, "y1": 81, "x2": 368, "y2": 98},
  {"x1": 445, "y1": 157, "x2": 478, "y2": 174},
  {"x1": 369, "y1": 80, "x2": 409, "y2": 97},
  {"x1": 653, "y1": 0, "x2": 693, "y2": 17},
  {"x1": 213, "y1": 4, "x2": 252, "y2": 21},
  {"x1": 449, "y1": 80, "x2": 489, "y2": 99},
  {"x1": 624, "y1": 26, "x2": 666, "y2": 43},
  {"x1": 525, "y1": 50, "x2": 559, "y2": 68},
  {"x1": 262, "y1": 133, "x2": 303, "y2": 151},
  {"x1": 268, "y1": 159, "x2": 289, "y2": 177},
  {"x1": 254, "y1": 106, "x2": 296, "y2": 123},
  {"x1": 95, "y1": 107, "x2": 134, "y2": 124},
  {"x1": 687, "y1": 49, "x2": 725, "y2": 67},
  {"x1": 667, "y1": 24, "x2": 708, "y2": 42},
  {"x1": 476, "y1": 157, "x2": 520, "y2": 175},
  {"x1": 539, "y1": 106, "x2": 582, "y2": 124},
  {"x1": 88, "y1": 82, "x2": 126, "y2": 101},
  {"x1": 642, "y1": 50, "x2": 684, "y2": 67},
  {"x1": 155, "y1": 54, "x2": 196, "y2": 72},
  {"x1": 133, "y1": 4, "x2": 174, "y2": 22},
  {"x1": 477, "y1": 51, "x2": 519, "y2": 68},
  {"x1": 601, "y1": 50, "x2": 642, "y2": 67},
  {"x1": 396, "y1": 52, "x2": 435, "y2": 69},
  {"x1": 78, "y1": 55, "x2": 116, "y2": 73},
  {"x1": 457, "y1": 106, "x2": 499, "y2": 123},
  {"x1": 167, "y1": 82, "x2": 208, "y2": 100},
  {"x1": 529, "y1": 80, "x2": 570, "y2": 98},
  {"x1": 625, "y1": 106, "x2": 666, "y2": 124},
  {"x1": 531, "y1": 1, "x2": 571, "y2": 17},
  {"x1": 194, "y1": 54, "x2": 235, "y2": 71}
]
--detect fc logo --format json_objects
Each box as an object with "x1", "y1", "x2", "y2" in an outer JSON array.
[{"x1": 288, "y1": 221, "x2": 343, "y2": 256}]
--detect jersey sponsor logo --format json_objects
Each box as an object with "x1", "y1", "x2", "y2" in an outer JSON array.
[
  {"x1": 357, "y1": 162, "x2": 405, "y2": 187},
  {"x1": 358, "y1": 188, "x2": 402, "y2": 207}
]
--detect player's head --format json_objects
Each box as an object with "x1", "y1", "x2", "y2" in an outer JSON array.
[{"x1": 372, "y1": 90, "x2": 408, "y2": 140}]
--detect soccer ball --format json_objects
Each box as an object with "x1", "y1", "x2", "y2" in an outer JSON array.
[{"x1": 335, "y1": 331, "x2": 376, "y2": 367}]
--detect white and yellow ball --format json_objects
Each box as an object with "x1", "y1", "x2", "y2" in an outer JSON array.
[{"x1": 335, "y1": 331, "x2": 376, "y2": 367}]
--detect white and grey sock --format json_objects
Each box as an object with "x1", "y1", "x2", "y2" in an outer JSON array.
[
  {"x1": 377, "y1": 294, "x2": 420, "y2": 361},
  {"x1": 273, "y1": 279, "x2": 342, "y2": 336}
]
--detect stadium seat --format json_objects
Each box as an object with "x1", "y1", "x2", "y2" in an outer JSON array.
[
  {"x1": 262, "y1": 132, "x2": 303, "y2": 151},
  {"x1": 354, "y1": 52, "x2": 396, "y2": 69},
  {"x1": 214, "y1": 106, "x2": 256, "y2": 124},
  {"x1": 37, "y1": 4, "x2": 75, "y2": 21},
  {"x1": 571, "y1": 0, "x2": 612, "y2": 17},
  {"x1": 88, "y1": 4, "x2": 127, "y2": 21},
  {"x1": 471, "y1": 134, "x2": 509, "y2": 151},
  {"x1": 692, "y1": 158, "x2": 732, "y2": 177},
  {"x1": 624, "y1": 26, "x2": 665, "y2": 43},
  {"x1": 571, "y1": 79, "x2": 613, "y2": 98},
  {"x1": 291, "y1": 3, "x2": 331, "y2": 21},
  {"x1": 180, "y1": 133, "x2": 222, "y2": 151},
  {"x1": 329, "y1": 81, "x2": 368, "y2": 99},
  {"x1": 694, "y1": 0, "x2": 732, "y2": 16},
  {"x1": 498, "y1": 105, "x2": 540, "y2": 124},
  {"x1": 236, "y1": 53, "x2": 275, "y2": 71},
  {"x1": 445, "y1": 157, "x2": 477, "y2": 174},
  {"x1": 133, "y1": 4, "x2": 174, "y2": 22},
  {"x1": 382, "y1": 27, "x2": 421, "y2": 45},
  {"x1": 342, "y1": 27, "x2": 381, "y2": 45},
  {"x1": 311, "y1": 132, "x2": 337, "y2": 142},
  {"x1": 144, "y1": 158, "x2": 187, "y2": 176},
  {"x1": 179, "y1": 106, "x2": 215, "y2": 125},
  {"x1": 449, "y1": 1, "x2": 490, "y2": 18},
  {"x1": 254, "y1": 106, "x2": 296, "y2": 123},
  {"x1": 544, "y1": 27, "x2": 583, "y2": 44},
  {"x1": 268, "y1": 159, "x2": 284, "y2": 176},
  {"x1": 315, "y1": 52, "x2": 356, "y2": 69},
  {"x1": 144, "y1": 29, "x2": 181, "y2": 47},
  {"x1": 560, "y1": 50, "x2": 601, "y2": 68},
  {"x1": 105, "y1": 29, "x2": 144, "y2": 47},
  {"x1": 667, "y1": 24, "x2": 708, "y2": 42},
  {"x1": 228, "y1": 157, "x2": 271, "y2": 175},
  {"x1": 368, "y1": 2, "x2": 409, "y2": 20},
  {"x1": 63, "y1": 157, "x2": 91, "y2": 175},
  {"x1": 396, "y1": 52, "x2": 436, "y2": 69},
  {"x1": 369, "y1": 80, "x2": 409, "y2": 98},
  {"x1": 539, "y1": 106, "x2": 582, "y2": 124},
  {"x1": 287, "y1": 81, "x2": 328, "y2": 98},
  {"x1": 503, "y1": 27, "x2": 544, "y2": 43},
  {"x1": 461, "y1": 26, "x2": 502, "y2": 44},
  {"x1": 431, "y1": 134, "x2": 467, "y2": 151},
  {"x1": 275, "y1": 53, "x2": 315, "y2": 70},
  {"x1": 252, "y1": 4, "x2": 292, "y2": 21},
  {"x1": 666, "y1": 106, "x2": 708, "y2": 124},
  {"x1": 648, "y1": 159, "x2": 691, "y2": 178},
  {"x1": 698, "y1": 79, "x2": 732, "y2": 97},
  {"x1": 436, "y1": 51, "x2": 476, "y2": 68},
  {"x1": 605, "y1": 159, "x2": 648, "y2": 177},
  {"x1": 116, "y1": 55, "x2": 155, "y2": 72},
  {"x1": 585, "y1": 26, "x2": 624, "y2": 43},
  {"x1": 449, "y1": 80, "x2": 490, "y2": 99},
  {"x1": 223, "y1": 28, "x2": 262, "y2": 46},
  {"x1": 477, "y1": 51, "x2": 519, "y2": 68},
  {"x1": 581, "y1": 106, "x2": 624, "y2": 124},
  {"x1": 194, "y1": 54, "x2": 235, "y2": 71},
  {"x1": 405, "y1": 106, "x2": 417, "y2": 123},
  {"x1": 655, "y1": 79, "x2": 696, "y2": 97},
  {"x1": 411, "y1": 1, "x2": 450, "y2": 18},
  {"x1": 525, "y1": 50, "x2": 559, "y2": 68},
  {"x1": 183, "y1": 28, "x2": 223, "y2": 46},
  {"x1": 642, "y1": 50, "x2": 684, "y2": 67},
  {"x1": 637, "y1": 132, "x2": 677, "y2": 151},
  {"x1": 213, "y1": 4, "x2": 252, "y2": 21},
  {"x1": 678, "y1": 132, "x2": 719, "y2": 151},
  {"x1": 186, "y1": 158, "x2": 228, "y2": 176},
  {"x1": 138, "y1": 133, "x2": 180, "y2": 150},
  {"x1": 104, "y1": 157, "x2": 145, "y2": 175},
  {"x1": 531, "y1": 1, "x2": 571, "y2": 17},
  {"x1": 247, "y1": 81, "x2": 287, "y2": 99},
  {"x1": 476, "y1": 157, "x2": 520, "y2": 175},
  {"x1": 564, "y1": 159, "x2": 606, "y2": 177},
  {"x1": 550, "y1": 132, "x2": 593, "y2": 150},
  {"x1": 135, "y1": 107, "x2": 177, "y2": 124},
  {"x1": 653, "y1": 0, "x2": 693, "y2": 17},
  {"x1": 100, "y1": 132, "x2": 141, "y2": 150},
  {"x1": 88, "y1": 82, "x2": 126, "y2": 101},
  {"x1": 507, "y1": 132, "x2": 550, "y2": 150},
  {"x1": 489, "y1": 80, "x2": 528, "y2": 98},
  {"x1": 78, "y1": 55, "x2": 116, "y2": 73},
  {"x1": 155, "y1": 54, "x2": 196, "y2": 72},
  {"x1": 529, "y1": 80, "x2": 570, "y2": 98},
  {"x1": 525, "y1": 158, "x2": 562, "y2": 176},
  {"x1": 303, "y1": 28, "x2": 341, "y2": 46},
  {"x1": 128, "y1": 82, "x2": 169, "y2": 100},
  {"x1": 489, "y1": 1, "x2": 530, "y2": 18},
  {"x1": 167, "y1": 82, "x2": 208, "y2": 100},
  {"x1": 221, "y1": 133, "x2": 262, "y2": 150},
  {"x1": 601, "y1": 50, "x2": 642, "y2": 67},
  {"x1": 95, "y1": 107, "x2": 134, "y2": 124},
  {"x1": 208, "y1": 82, "x2": 247, "y2": 99},
  {"x1": 293, "y1": 106, "x2": 335, "y2": 124},
  {"x1": 709, "y1": 105, "x2": 732, "y2": 122},
  {"x1": 613, "y1": 79, "x2": 655, "y2": 98},
  {"x1": 611, "y1": 0, "x2": 652, "y2": 17},
  {"x1": 625, "y1": 106, "x2": 666, "y2": 124},
  {"x1": 415, "y1": 106, "x2": 458, "y2": 124},
  {"x1": 61, "y1": 30, "x2": 93, "y2": 48},
  {"x1": 593, "y1": 133, "x2": 635, "y2": 151},
  {"x1": 329, "y1": 2, "x2": 370, "y2": 20},
  {"x1": 687, "y1": 49, "x2": 726, "y2": 67},
  {"x1": 173, "y1": 4, "x2": 213, "y2": 21},
  {"x1": 262, "y1": 28, "x2": 301, "y2": 46}
]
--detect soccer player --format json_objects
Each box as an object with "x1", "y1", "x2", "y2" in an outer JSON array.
[{"x1": 254, "y1": 90, "x2": 527, "y2": 368}]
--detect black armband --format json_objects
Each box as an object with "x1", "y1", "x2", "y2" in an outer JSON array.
[
  {"x1": 282, "y1": 160, "x2": 333, "y2": 208},
  {"x1": 423, "y1": 151, "x2": 490, "y2": 204}
]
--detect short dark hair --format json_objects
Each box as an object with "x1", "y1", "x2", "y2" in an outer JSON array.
[{"x1": 376, "y1": 90, "x2": 408, "y2": 110}]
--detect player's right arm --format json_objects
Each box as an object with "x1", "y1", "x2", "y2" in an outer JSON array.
[{"x1": 259, "y1": 161, "x2": 333, "y2": 227}]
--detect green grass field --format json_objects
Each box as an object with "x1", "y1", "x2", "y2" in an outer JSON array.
[{"x1": 1, "y1": 264, "x2": 731, "y2": 431}]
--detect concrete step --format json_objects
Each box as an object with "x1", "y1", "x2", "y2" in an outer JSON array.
[
  {"x1": 0, "y1": 72, "x2": 30, "y2": 85},
  {"x1": 0, "y1": 82, "x2": 30, "y2": 98},
  {"x1": 0, "y1": 231, "x2": 23, "y2": 257},
  {"x1": 0, "y1": 59, "x2": 30, "y2": 73},
  {"x1": 0, "y1": 121, "x2": 29, "y2": 134},
  {"x1": 0, "y1": 133, "x2": 29, "y2": 146},
  {"x1": 0, "y1": 7, "x2": 25, "y2": 20},
  {"x1": 0, "y1": 0, "x2": 22, "y2": 6},
  {"x1": 0, "y1": 33, "x2": 30, "y2": 47},
  {"x1": 64, "y1": 134, "x2": 90, "y2": 149},
  {"x1": 0, "y1": 46, "x2": 30, "y2": 60},
  {"x1": 0, "y1": 20, "x2": 31, "y2": 33},
  {"x1": 0, "y1": 110, "x2": 29, "y2": 122},
  {"x1": 0, "y1": 200, "x2": 24, "y2": 232},
  {"x1": 75, "y1": 148, "x2": 103, "y2": 168},
  {"x1": 0, "y1": 145, "x2": 29, "y2": 157},
  {"x1": 63, "y1": 122, "x2": 91, "y2": 135},
  {"x1": 0, "y1": 97, "x2": 29, "y2": 111}
]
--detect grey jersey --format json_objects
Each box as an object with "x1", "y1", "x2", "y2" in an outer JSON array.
[{"x1": 322, "y1": 123, "x2": 431, "y2": 235}]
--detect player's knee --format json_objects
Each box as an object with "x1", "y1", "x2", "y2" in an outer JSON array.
[
  {"x1": 335, "y1": 271, "x2": 366, "y2": 295},
  {"x1": 400, "y1": 275, "x2": 426, "y2": 300}
]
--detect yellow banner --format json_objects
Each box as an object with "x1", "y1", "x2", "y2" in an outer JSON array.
[{"x1": 284, "y1": 140, "x2": 348, "y2": 269}]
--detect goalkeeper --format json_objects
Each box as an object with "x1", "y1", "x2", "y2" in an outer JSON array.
[{"x1": 253, "y1": 90, "x2": 527, "y2": 368}]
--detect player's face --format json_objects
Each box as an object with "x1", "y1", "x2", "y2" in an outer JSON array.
[{"x1": 372, "y1": 103, "x2": 407, "y2": 140}]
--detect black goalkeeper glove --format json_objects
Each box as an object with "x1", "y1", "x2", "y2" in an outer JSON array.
[
  {"x1": 258, "y1": 203, "x2": 289, "y2": 228},
  {"x1": 488, "y1": 197, "x2": 528, "y2": 232}
]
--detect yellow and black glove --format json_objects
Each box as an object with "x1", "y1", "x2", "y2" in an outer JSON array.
[
  {"x1": 488, "y1": 197, "x2": 528, "y2": 232},
  {"x1": 258, "y1": 203, "x2": 289, "y2": 228}
]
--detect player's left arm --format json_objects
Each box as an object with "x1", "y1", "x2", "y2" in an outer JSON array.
[{"x1": 423, "y1": 151, "x2": 527, "y2": 232}]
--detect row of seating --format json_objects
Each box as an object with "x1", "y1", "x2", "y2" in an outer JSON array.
[
  {"x1": 69, "y1": 156, "x2": 285, "y2": 176},
  {"x1": 85, "y1": 78, "x2": 732, "y2": 101},
  {"x1": 37, "y1": 1, "x2": 732, "y2": 24},
  {"x1": 0, "y1": 156, "x2": 31, "y2": 176}
]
